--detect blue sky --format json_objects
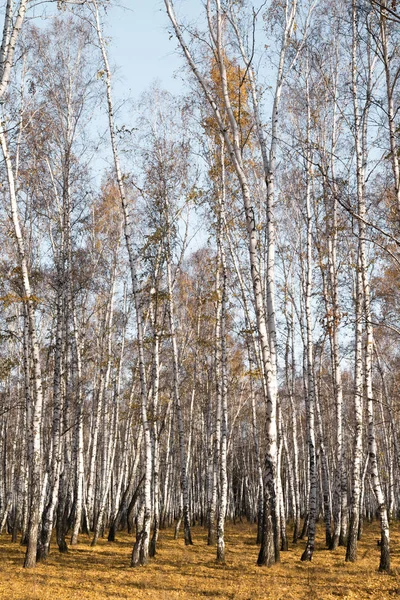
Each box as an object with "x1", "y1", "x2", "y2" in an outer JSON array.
[
  {"x1": 99, "y1": 2, "x2": 208, "y2": 251},
  {"x1": 106, "y1": 1, "x2": 191, "y2": 101}
]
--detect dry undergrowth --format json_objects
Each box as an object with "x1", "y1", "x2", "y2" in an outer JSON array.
[{"x1": 0, "y1": 521, "x2": 399, "y2": 599}]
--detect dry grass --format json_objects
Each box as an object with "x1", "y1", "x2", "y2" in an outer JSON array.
[{"x1": 1, "y1": 521, "x2": 400, "y2": 599}]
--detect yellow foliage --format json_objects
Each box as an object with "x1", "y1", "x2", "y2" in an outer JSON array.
[
  {"x1": 0, "y1": 293, "x2": 22, "y2": 307},
  {"x1": 91, "y1": 179, "x2": 123, "y2": 252},
  {"x1": 204, "y1": 51, "x2": 252, "y2": 151},
  {"x1": 0, "y1": 294, "x2": 42, "y2": 307}
]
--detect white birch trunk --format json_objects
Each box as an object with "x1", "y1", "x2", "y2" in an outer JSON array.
[
  {"x1": 91, "y1": 0, "x2": 152, "y2": 565},
  {"x1": 165, "y1": 198, "x2": 193, "y2": 546},
  {"x1": 301, "y1": 92, "x2": 317, "y2": 561},
  {"x1": 0, "y1": 116, "x2": 44, "y2": 569}
]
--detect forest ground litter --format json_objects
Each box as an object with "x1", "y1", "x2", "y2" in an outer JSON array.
[{"x1": 0, "y1": 521, "x2": 399, "y2": 599}]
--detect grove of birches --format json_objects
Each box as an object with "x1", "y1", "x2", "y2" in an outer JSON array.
[{"x1": 1, "y1": 0, "x2": 400, "y2": 578}]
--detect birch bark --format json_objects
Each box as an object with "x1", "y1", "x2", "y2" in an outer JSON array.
[{"x1": 91, "y1": 0, "x2": 152, "y2": 565}]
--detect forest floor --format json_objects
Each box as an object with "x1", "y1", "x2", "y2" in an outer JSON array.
[{"x1": 0, "y1": 521, "x2": 400, "y2": 599}]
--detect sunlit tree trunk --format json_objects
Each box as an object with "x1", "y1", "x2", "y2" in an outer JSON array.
[
  {"x1": 0, "y1": 117, "x2": 45, "y2": 569},
  {"x1": 301, "y1": 80, "x2": 317, "y2": 561},
  {"x1": 215, "y1": 149, "x2": 228, "y2": 562},
  {"x1": 149, "y1": 320, "x2": 161, "y2": 557},
  {"x1": 379, "y1": 1, "x2": 400, "y2": 223},
  {"x1": 346, "y1": 1, "x2": 370, "y2": 563},
  {"x1": 37, "y1": 255, "x2": 64, "y2": 560},
  {"x1": 164, "y1": 195, "x2": 193, "y2": 546},
  {"x1": 71, "y1": 303, "x2": 85, "y2": 545},
  {"x1": 91, "y1": 0, "x2": 152, "y2": 565}
]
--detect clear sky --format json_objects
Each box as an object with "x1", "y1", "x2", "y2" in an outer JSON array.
[
  {"x1": 98, "y1": 2, "x2": 207, "y2": 251},
  {"x1": 106, "y1": 1, "x2": 191, "y2": 102}
]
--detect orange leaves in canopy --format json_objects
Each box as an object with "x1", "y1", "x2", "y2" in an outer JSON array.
[
  {"x1": 203, "y1": 51, "x2": 253, "y2": 151},
  {"x1": 92, "y1": 179, "x2": 122, "y2": 246}
]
